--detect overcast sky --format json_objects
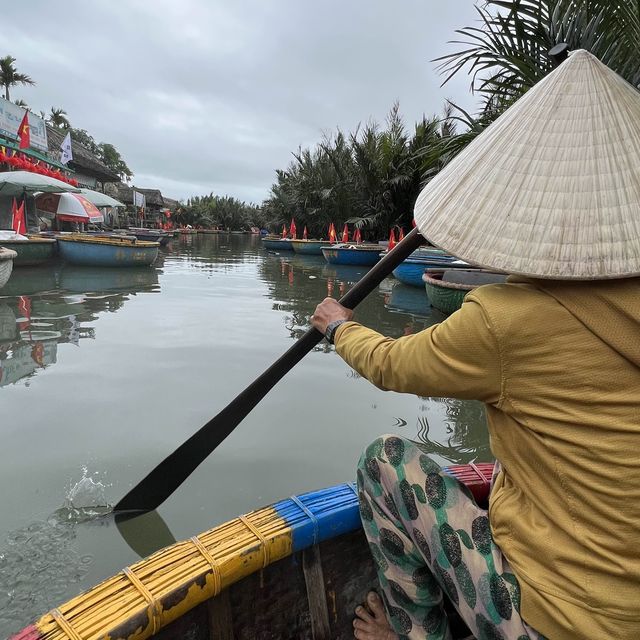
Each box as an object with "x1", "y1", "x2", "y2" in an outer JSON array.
[{"x1": 2, "y1": 1, "x2": 480, "y2": 203}]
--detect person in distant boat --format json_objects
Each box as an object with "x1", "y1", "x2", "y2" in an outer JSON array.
[{"x1": 312, "y1": 50, "x2": 640, "y2": 640}]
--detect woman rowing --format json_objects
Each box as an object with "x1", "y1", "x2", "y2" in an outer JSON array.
[{"x1": 312, "y1": 50, "x2": 640, "y2": 640}]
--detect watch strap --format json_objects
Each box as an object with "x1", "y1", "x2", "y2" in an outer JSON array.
[{"x1": 325, "y1": 319, "x2": 348, "y2": 344}]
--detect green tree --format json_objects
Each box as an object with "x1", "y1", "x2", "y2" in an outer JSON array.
[
  {"x1": 98, "y1": 143, "x2": 133, "y2": 181},
  {"x1": 70, "y1": 128, "x2": 101, "y2": 155},
  {"x1": 262, "y1": 103, "x2": 451, "y2": 239},
  {"x1": 436, "y1": 1, "x2": 640, "y2": 120},
  {"x1": 48, "y1": 107, "x2": 70, "y2": 129},
  {"x1": 0, "y1": 55, "x2": 35, "y2": 102}
]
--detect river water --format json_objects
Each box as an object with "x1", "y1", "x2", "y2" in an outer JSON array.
[{"x1": 0, "y1": 234, "x2": 489, "y2": 635}]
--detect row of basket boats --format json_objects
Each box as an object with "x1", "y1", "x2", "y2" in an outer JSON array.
[
  {"x1": 263, "y1": 235, "x2": 507, "y2": 315},
  {"x1": 0, "y1": 228, "x2": 172, "y2": 290}
]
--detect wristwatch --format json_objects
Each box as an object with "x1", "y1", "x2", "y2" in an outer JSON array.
[{"x1": 325, "y1": 319, "x2": 348, "y2": 344}]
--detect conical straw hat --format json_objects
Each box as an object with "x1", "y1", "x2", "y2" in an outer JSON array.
[{"x1": 414, "y1": 50, "x2": 640, "y2": 280}]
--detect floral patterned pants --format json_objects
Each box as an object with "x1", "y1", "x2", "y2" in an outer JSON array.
[{"x1": 356, "y1": 435, "x2": 546, "y2": 640}]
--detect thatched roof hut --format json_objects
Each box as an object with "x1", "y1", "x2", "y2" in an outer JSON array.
[{"x1": 46, "y1": 126, "x2": 120, "y2": 187}]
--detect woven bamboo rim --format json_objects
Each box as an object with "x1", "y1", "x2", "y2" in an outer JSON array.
[
  {"x1": 25, "y1": 484, "x2": 358, "y2": 640},
  {"x1": 423, "y1": 272, "x2": 475, "y2": 292}
]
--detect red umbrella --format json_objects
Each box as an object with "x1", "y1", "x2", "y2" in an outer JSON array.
[
  {"x1": 341, "y1": 224, "x2": 349, "y2": 243},
  {"x1": 289, "y1": 218, "x2": 297, "y2": 239},
  {"x1": 302, "y1": 226, "x2": 308, "y2": 240},
  {"x1": 36, "y1": 192, "x2": 104, "y2": 224},
  {"x1": 281, "y1": 224, "x2": 288, "y2": 238},
  {"x1": 354, "y1": 227, "x2": 362, "y2": 243}
]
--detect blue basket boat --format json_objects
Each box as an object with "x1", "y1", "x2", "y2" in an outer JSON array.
[
  {"x1": 262, "y1": 237, "x2": 295, "y2": 251},
  {"x1": 57, "y1": 234, "x2": 159, "y2": 267},
  {"x1": 392, "y1": 249, "x2": 460, "y2": 287},
  {"x1": 13, "y1": 464, "x2": 491, "y2": 640},
  {"x1": 321, "y1": 244, "x2": 384, "y2": 266}
]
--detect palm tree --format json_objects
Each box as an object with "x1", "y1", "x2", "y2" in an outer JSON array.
[
  {"x1": 14, "y1": 99, "x2": 29, "y2": 110},
  {"x1": 436, "y1": 0, "x2": 640, "y2": 117},
  {"x1": 48, "y1": 107, "x2": 70, "y2": 129},
  {"x1": 0, "y1": 55, "x2": 35, "y2": 102}
]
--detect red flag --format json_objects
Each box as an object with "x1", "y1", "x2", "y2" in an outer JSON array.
[
  {"x1": 388, "y1": 228, "x2": 397, "y2": 250},
  {"x1": 11, "y1": 198, "x2": 26, "y2": 234},
  {"x1": 302, "y1": 226, "x2": 308, "y2": 240},
  {"x1": 289, "y1": 218, "x2": 297, "y2": 239},
  {"x1": 17, "y1": 111, "x2": 30, "y2": 149},
  {"x1": 341, "y1": 224, "x2": 349, "y2": 243},
  {"x1": 354, "y1": 227, "x2": 362, "y2": 243},
  {"x1": 328, "y1": 222, "x2": 337, "y2": 243},
  {"x1": 281, "y1": 224, "x2": 288, "y2": 238},
  {"x1": 398, "y1": 227, "x2": 405, "y2": 241}
]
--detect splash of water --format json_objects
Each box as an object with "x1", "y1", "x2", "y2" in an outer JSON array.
[{"x1": 53, "y1": 466, "x2": 112, "y2": 523}]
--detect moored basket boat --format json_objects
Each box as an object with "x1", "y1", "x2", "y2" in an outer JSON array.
[
  {"x1": 321, "y1": 244, "x2": 384, "y2": 266},
  {"x1": 423, "y1": 269, "x2": 508, "y2": 315},
  {"x1": 11, "y1": 464, "x2": 493, "y2": 640},
  {"x1": 261, "y1": 236, "x2": 295, "y2": 251},
  {"x1": 57, "y1": 234, "x2": 159, "y2": 267},
  {"x1": 392, "y1": 249, "x2": 460, "y2": 287},
  {"x1": 0, "y1": 234, "x2": 57, "y2": 266},
  {"x1": 0, "y1": 246, "x2": 17, "y2": 289},
  {"x1": 127, "y1": 228, "x2": 172, "y2": 246},
  {"x1": 290, "y1": 239, "x2": 334, "y2": 255}
]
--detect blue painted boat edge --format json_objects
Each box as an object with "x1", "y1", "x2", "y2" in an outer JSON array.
[{"x1": 273, "y1": 482, "x2": 362, "y2": 552}]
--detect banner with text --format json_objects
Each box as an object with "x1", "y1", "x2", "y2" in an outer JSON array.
[{"x1": 0, "y1": 97, "x2": 48, "y2": 152}]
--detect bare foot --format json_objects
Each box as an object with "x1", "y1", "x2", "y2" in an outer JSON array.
[{"x1": 353, "y1": 591, "x2": 398, "y2": 640}]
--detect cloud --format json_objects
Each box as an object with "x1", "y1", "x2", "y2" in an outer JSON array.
[{"x1": 3, "y1": 0, "x2": 479, "y2": 203}]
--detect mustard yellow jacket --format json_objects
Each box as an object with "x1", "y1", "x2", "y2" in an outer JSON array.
[{"x1": 335, "y1": 277, "x2": 640, "y2": 640}]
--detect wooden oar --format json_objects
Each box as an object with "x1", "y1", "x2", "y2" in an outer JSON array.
[{"x1": 114, "y1": 228, "x2": 424, "y2": 513}]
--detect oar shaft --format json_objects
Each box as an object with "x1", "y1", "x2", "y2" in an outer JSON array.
[{"x1": 114, "y1": 228, "x2": 424, "y2": 512}]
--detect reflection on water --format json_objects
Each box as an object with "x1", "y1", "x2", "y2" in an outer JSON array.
[
  {"x1": 0, "y1": 264, "x2": 160, "y2": 387},
  {"x1": 413, "y1": 398, "x2": 491, "y2": 463},
  {"x1": 260, "y1": 254, "x2": 439, "y2": 343}
]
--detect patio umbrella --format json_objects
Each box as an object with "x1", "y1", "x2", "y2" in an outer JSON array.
[
  {"x1": 35, "y1": 192, "x2": 104, "y2": 224},
  {"x1": 79, "y1": 188, "x2": 125, "y2": 208},
  {"x1": 0, "y1": 171, "x2": 80, "y2": 196}
]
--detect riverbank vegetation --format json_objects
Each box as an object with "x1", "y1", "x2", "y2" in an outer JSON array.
[
  {"x1": 262, "y1": 0, "x2": 640, "y2": 239},
  {"x1": 174, "y1": 194, "x2": 263, "y2": 230}
]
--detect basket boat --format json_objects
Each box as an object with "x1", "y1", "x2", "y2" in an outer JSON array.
[
  {"x1": 0, "y1": 235, "x2": 57, "y2": 266},
  {"x1": 56, "y1": 234, "x2": 159, "y2": 267},
  {"x1": 12, "y1": 463, "x2": 493, "y2": 640},
  {"x1": 321, "y1": 245, "x2": 384, "y2": 266},
  {"x1": 423, "y1": 269, "x2": 508, "y2": 315},
  {"x1": 261, "y1": 237, "x2": 295, "y2": 251}
]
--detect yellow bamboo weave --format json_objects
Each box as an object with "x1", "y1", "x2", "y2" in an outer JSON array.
[{"x1": 34, "y1": 507, "x2": 292, "y2": 640}]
